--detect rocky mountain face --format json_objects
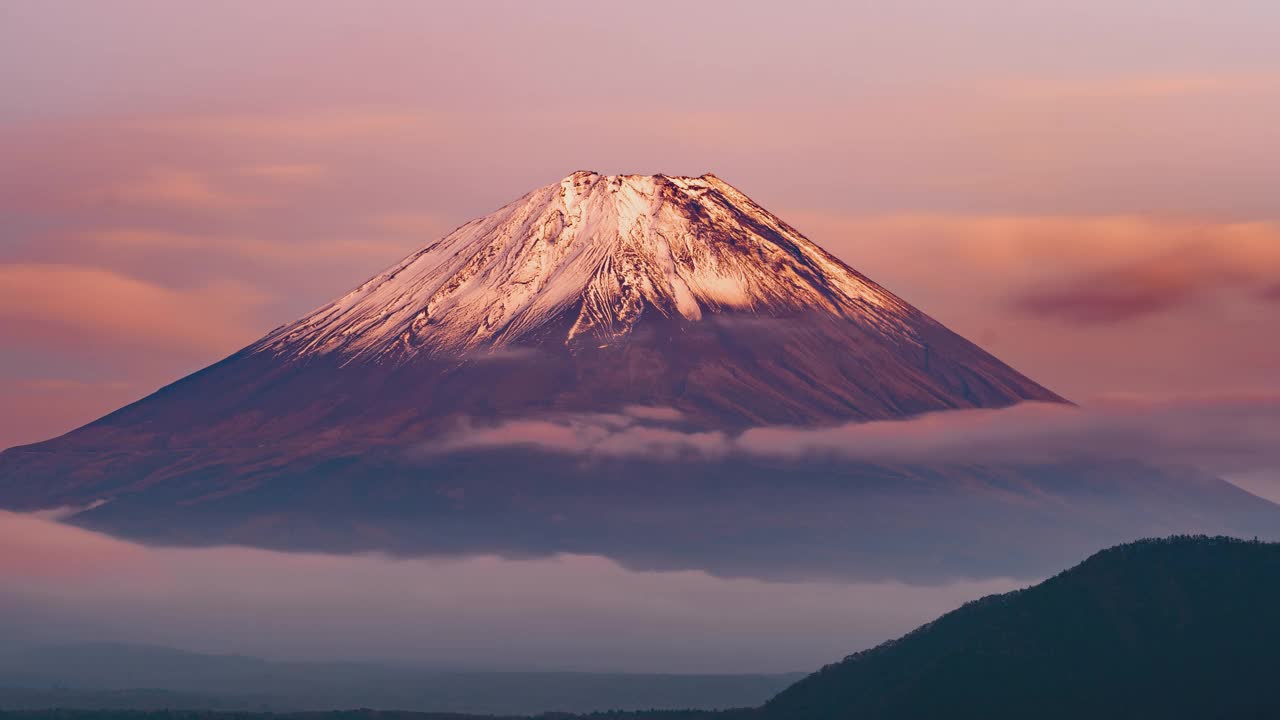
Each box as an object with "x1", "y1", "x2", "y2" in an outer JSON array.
[{"x1": 0, "y1": 173, "x2": 1274, "y2": 580}]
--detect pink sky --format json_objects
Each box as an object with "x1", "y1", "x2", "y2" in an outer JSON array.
[{"x1": 2, "y1": 1, "x2": 1279, "y2": 449}]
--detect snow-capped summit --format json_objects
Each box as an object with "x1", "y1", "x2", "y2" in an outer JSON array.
[{"x1": 254, "y1": 172, "x2": 919, "y2": 364}]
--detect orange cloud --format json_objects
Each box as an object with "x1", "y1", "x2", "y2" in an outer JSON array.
[
  {"x1": 86, "y1": 229, "x2": 412, "y2": 266},
  {"x1": 786, "y1": 212, "x2": 1280, "y2": 297},
  {"x1": 94, "y1": 168, "x2": 252, "y2": 211},
  {"x1": 134, "y1": 110, "x2": 443, "y2": 142},
  {"x1": 1014, "y1": 268, "x2": 1195, "y2": 324},
  {"x1": 0, "y1": 263, "x2": 267, "y2": 355},
  {"x1": 1000, "y1": 222, "x2": 1280, "y2": 324}
]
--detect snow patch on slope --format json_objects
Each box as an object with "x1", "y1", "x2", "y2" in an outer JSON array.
[{"x1": 254, "y1": 172, "x2": 922, "y2": 364}]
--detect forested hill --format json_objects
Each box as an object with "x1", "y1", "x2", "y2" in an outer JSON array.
[{"x1": 764, "y1": 536, "x2": 1280, "y2": 720}]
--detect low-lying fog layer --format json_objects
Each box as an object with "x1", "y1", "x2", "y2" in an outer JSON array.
[
  {"x1": 6, "y1": 394, "x2": 1278, "y2": 671},
  {"x1": 427, "y1": 393, "x2": 1280, "y2": 501},
  {"x1": 0, "y1": 510, "x2": 1020, "y2": 674}
]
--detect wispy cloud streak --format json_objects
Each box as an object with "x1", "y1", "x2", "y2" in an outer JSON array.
[{"x1": 426, "y1": 395, "x2": 1280, "y2": 482}]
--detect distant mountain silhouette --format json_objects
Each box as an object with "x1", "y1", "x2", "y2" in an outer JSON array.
[
  {"x1": 0, "y1": 643, "x2": 796, "y2": 715},
  {"x1": 765, "y1": 535, "x2": 1280, "y2": 719}
]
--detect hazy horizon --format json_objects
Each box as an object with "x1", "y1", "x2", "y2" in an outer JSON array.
[{"x1": 0, "y1": 509, "x2": 1024, "y2": 674}]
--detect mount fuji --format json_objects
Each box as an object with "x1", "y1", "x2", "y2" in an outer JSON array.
[
  {"x1": 1, "y1": 172, "x2": 1274, "y2": 580},
  {"x1": 237, "y1": 170, "x2": 1059, "y2": 428}
]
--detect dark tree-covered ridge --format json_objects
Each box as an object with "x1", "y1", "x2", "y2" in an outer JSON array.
[{"x1": 765, "y1": 535, "x2": 1280, "y2": 720}]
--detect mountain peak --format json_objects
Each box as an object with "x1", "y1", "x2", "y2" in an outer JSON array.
[
  {"x1": 4, "y1": 171, "x2": 1061, "y2": 457},
  {"x1": 255, "y1": 171, "x2": 917, "y2": 364}
]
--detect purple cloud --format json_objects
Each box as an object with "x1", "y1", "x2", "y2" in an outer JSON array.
[
  {"x1": 425, "y1": 394, "x2": 1280, "y2": 484},
  {"x1": 1012, "y1": 266, "x2": 1199, "y2": 325}
]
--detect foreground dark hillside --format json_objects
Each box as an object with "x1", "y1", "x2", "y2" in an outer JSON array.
[{"x1": 766, "y1": 535, "x2": 1280, "y2": 719}]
